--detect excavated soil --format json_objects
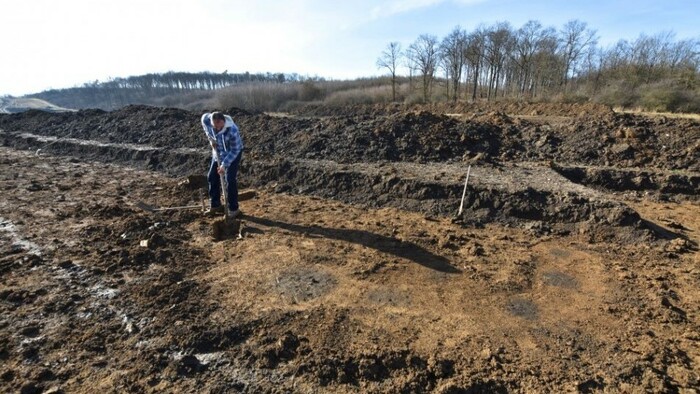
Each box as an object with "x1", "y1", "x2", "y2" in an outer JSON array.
[
  {"x1": 1, "y1": 102, "x2": 698, "y2": 173},
  {"x1": 0, "y1": 102, "x2": 699, "y2": 393}
]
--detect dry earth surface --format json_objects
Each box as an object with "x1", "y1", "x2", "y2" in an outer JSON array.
[{"x1": 0, "y1": 102, "x2": 698, "y2": 393}]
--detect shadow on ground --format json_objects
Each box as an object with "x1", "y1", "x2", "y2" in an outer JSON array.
[{"x1": 245, "y1": 215, "x2": 460, "y2": 273}]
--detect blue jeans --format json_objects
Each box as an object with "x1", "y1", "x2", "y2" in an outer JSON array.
[{"x1": 208, "y1": 153, "x2": 242, "y2": 211}]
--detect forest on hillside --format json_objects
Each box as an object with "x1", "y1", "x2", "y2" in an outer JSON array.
[{"x1": 380, "y1": 20, "x2": 699, "y2": 112}]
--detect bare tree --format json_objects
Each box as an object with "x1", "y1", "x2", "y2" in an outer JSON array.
[
  {"x1": 532, "y1": 32, "x2": 561, "y2": 97},
  {"x1": 511, "y1": 20, "x2": 556, "y2": 97},
  {"x1": 601, "y1": 40, "x2": 632, "y2": 73},
  {"x1": 668, "y1": 38, "x2": 700, "y2": 70},
  {"x1": 437, "y1": 56, "x2": 450, "y2": 99},
  {"x1": 559, "y1": 20, "x2": 598, "y2": 89},
  {"x1": 376, "y1": 42, "x2": 403, "y2": 101},
  {"x1": 597, "y1": 32, "x2": 700, "y2": 86},
  {"x1": 464, "y1": 28, "x2": 486, "y2": 101},
  {"x1": 484, "y1": 22, "x2": 515, "y2": 100},
  {"x1": 407, "y1": 34, "x2": 439, "y2": 102},
  {"x1": 440, "y1": 26, "x2": 468, "y2": 102}
]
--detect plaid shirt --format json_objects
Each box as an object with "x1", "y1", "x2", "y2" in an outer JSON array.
[{"x1": 201, "y1": 113, "x2": 244, "y2": 168}]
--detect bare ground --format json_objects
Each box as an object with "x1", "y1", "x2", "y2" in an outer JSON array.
[
  {"x1": 1, "y1": 102, "x2": 698, "y2": 393},
  {"x1": 1, "y1": 146, "x2": 698, "y2": 393}
]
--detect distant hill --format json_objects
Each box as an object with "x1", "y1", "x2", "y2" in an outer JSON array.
[
  {"x1": 25, "y1": 71, "x2": 298, "y2": 111},
  {"x1": 0, "y1": 97, "x2": 75, "y2": 114}
]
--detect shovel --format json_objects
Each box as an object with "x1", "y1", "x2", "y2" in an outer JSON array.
[
  {"x1": 214, "y1": 151, "x2": 231, "y2": 219},
  {"x1": 135, "y1": 201, "x2": 201, "y2": 212},
  {"x1": 211, "y1": 151, "x2": 238, "y2": 240},
  {"x1": 134, "y1": 190, "x2": 255, "y2": 213}
]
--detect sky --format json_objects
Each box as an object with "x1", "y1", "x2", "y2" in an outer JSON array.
[{"x1": 1, "y1": 0, "x2": 698, "y2": 96}]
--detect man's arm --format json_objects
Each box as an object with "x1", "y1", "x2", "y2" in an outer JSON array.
[
  {"x1": 220, "y1": 125, "x2": 243, "y2": 168},
  {"x1": 200, "y1": 113, "x2": 217, "y2": 147}
]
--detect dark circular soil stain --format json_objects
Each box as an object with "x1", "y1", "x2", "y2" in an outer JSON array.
[
  {"x1": 541, "y1": 271, "x2": 578, "y2": 289},
  {"x1": 506, "y1": 298, "x2": 538, "y2": 320},
  {"x1": 274, "y1": 267, "x2": 336, "y2": 302}
]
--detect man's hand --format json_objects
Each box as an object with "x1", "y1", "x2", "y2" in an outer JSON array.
[
  {"x1": 209, "y1": 141, "x2": 218, "y2": 149},
  {"x1": 217, "y1": 165, "x2": 226, "y2": 175}
]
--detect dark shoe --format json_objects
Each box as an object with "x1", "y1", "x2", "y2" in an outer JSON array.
[
  {"x1": 231, "y1": 209, "x2": 243, "y2": 218},
  {"x1": 204, "y1": 206, "x2": 224, "y2": 217}
]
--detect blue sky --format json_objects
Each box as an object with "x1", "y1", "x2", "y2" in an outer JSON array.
[{"x1": 1, "y1": 0, "x2": 698, "y2": 96}]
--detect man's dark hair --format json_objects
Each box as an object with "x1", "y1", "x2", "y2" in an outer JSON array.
[{"x1": 211, "y1": 112, "x2": 225, "y2": 122}]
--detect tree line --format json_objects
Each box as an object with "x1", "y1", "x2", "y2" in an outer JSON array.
[
  {"x1": 378, "y1": 20, "x2": 700, "y2": 110},
  {"x1": 18, "y1": 19, "x2": 700, "y2": 113},
  {"x1": 27, "y1": 71, "x2": 317, "y2": 110}
]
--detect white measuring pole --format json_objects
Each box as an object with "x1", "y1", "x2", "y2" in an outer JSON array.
[{"x1": 458, "y1": 165, "x2": 472, "y2": 216}]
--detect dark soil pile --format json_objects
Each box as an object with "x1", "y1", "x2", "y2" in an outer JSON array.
[
  {"x1": 287, "y1": 101, "x2": 615, "y2": 118},
  {"x1": 557, "y1": 112, "x2": 700, "y2": 171},
  {"x1": 1, "y1": 103, "x2": 698, "y2": 171}
]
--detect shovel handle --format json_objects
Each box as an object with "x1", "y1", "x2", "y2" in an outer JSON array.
[
  {"x1": 220, "y1": 172, "x2": 230, "y2": 218},
  {"x1": 154, "y1": 205, "x2": 201, "y2": 211},
  {"x1": 214, "y1": 152, "x2": 230, "y2": 218}
]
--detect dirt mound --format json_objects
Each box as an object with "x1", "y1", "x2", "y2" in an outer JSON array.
[
  {"x1": 286, "y1": 102, "x2": 403, "y2": 117},
  {"x1": 225, "y1": 106, "x2": 255, "y2": 117},
  {"x1": 1, "y1": 103, "x2": 697, "y2": 173},
  {"x1": 289, "y1": 101, "x2": 615, "y2": 118},
  {"x1": 247, "y1": 159, "x2": 651, "y2": 235},
  {"x1": 0, "y1": 105, "x2": 253, "y2": 150},
  {"x1": 496, "y1": 101, "x2": 614, "y2": 118},
  {"x1": 0, "y1": 105, "x2": 200, "y2": 149},
  {"x1": 553, "y1": 164, "x2": 700, "y2": 198},
  {"x1": 558, "y1": 112, "x2": 700, "y2": 171},
  {"x1": 289, "y1": 110, "x2": 502, "y2": 163}
]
